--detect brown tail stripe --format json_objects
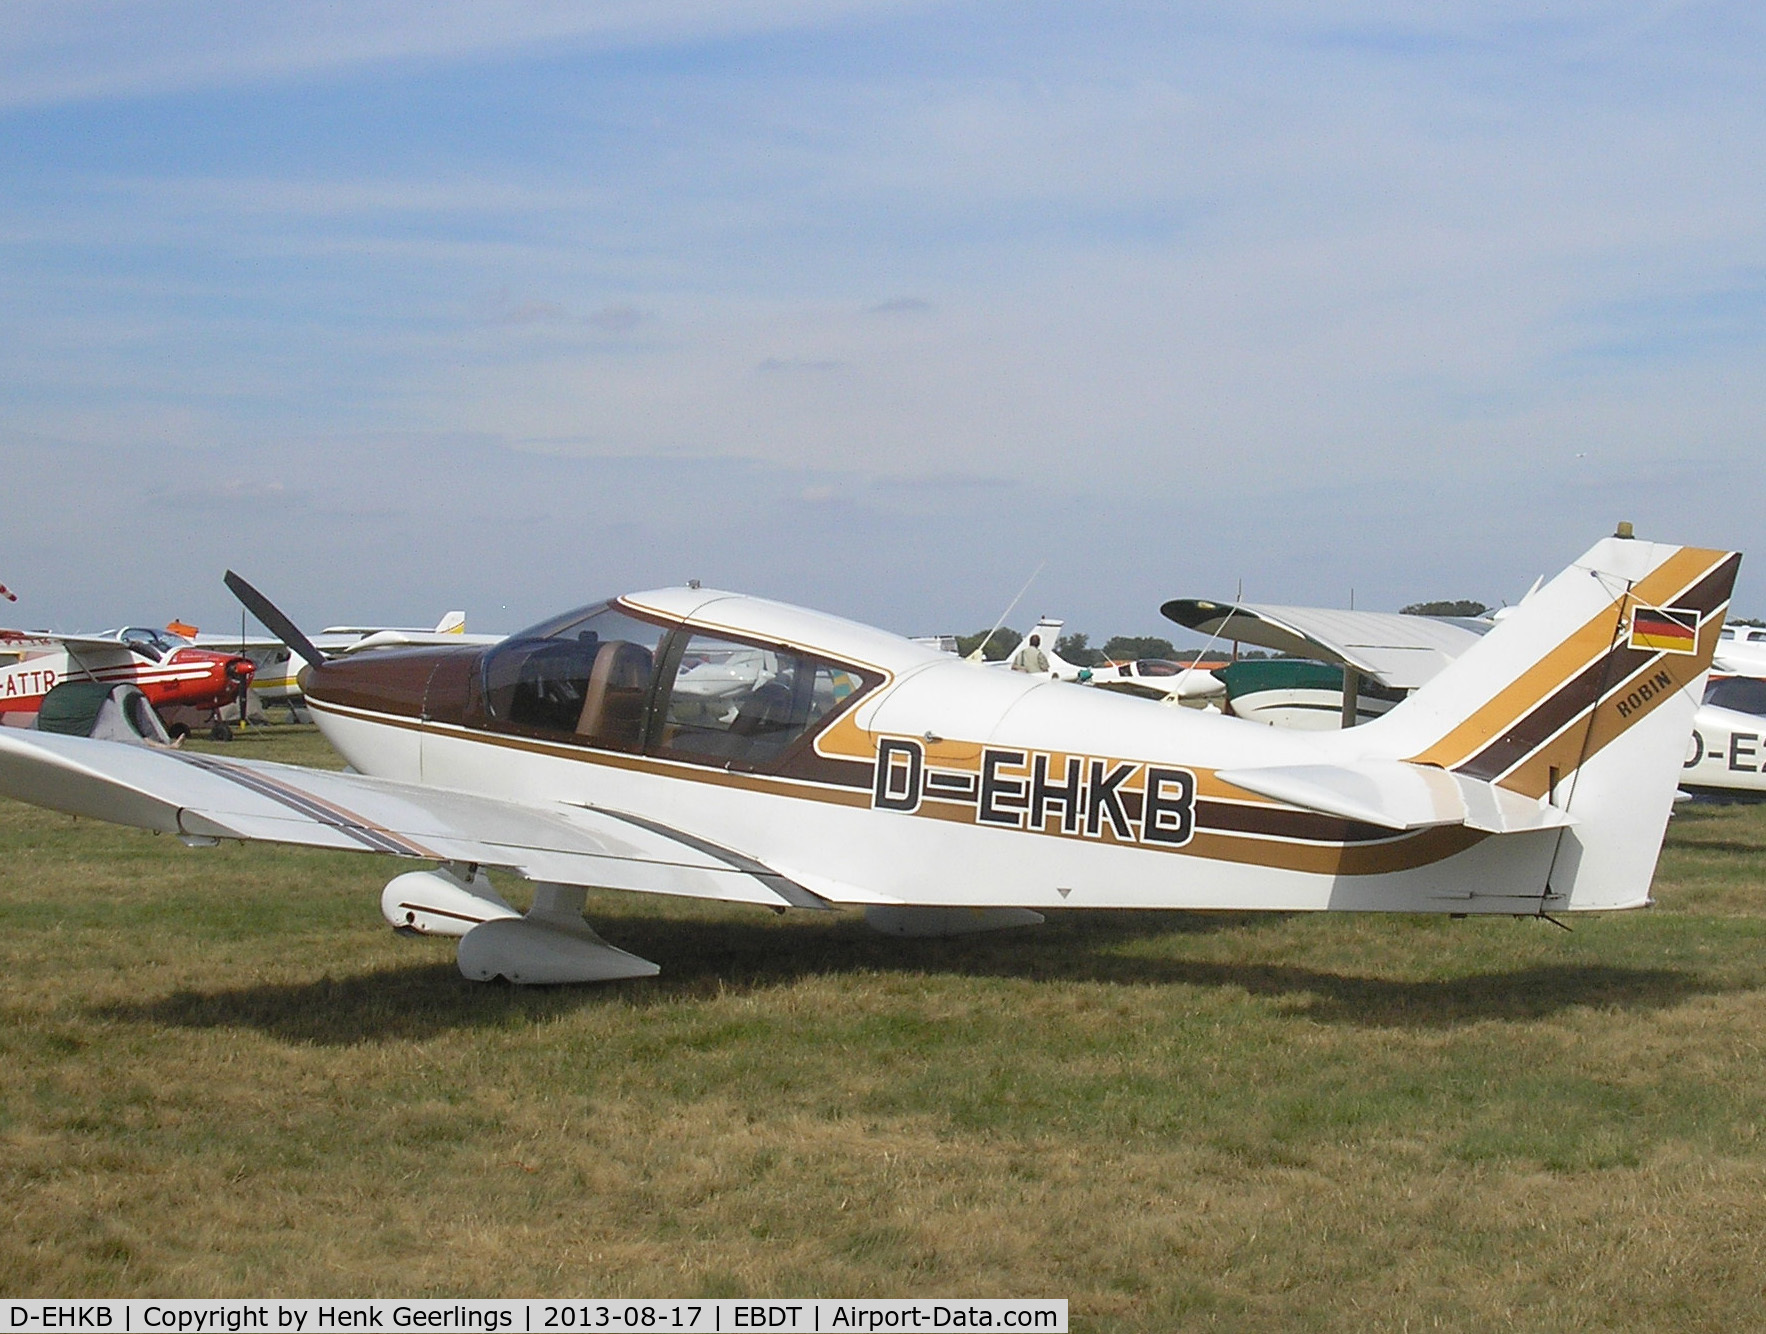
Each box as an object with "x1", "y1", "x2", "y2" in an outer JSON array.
[
  {"x1": 1496, "y1": 618, "x2": 1729, "y2": 799},
  {"x1": 1409, "y1": 548, "x2": 1735, "y2": 771},
  {"x1": 1449, "y1": 552, "x2": 1738, "y2": 783}
]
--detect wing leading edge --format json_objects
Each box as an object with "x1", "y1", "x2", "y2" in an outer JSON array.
[{"x1": 0, "y1": 729, "x2": 826, "y2": 910}]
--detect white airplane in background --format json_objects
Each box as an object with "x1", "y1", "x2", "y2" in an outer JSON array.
[
  {"x1": 1714, "y1": 623, "x2": 1766, "y2": 676},
  {"x1": 1002, "y1": 618, "x2": 1228, "y2": 706},
  {"x1": 1682, "y1": 674, "x2": 1766, "y2": 798},
  {"x1": 0, "y1": 533, "x2": 1738, "y2": 984}
]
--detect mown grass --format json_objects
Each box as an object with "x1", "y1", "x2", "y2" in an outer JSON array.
[{"x1": 4, "y1": 725, "x2": 1766, "y2": 1328}]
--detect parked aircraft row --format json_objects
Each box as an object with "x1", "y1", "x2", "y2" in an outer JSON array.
[
  {"x1": 0, "y1": 530, "x2": 1741, "y2": 986},
  {"x1": 0, "y1": 626, "x2": 255, "y2": 739}
]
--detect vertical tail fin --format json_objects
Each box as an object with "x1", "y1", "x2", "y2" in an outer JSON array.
[{"x1": 1359, "y1": 535, "x2": 1739, "y2": 910}]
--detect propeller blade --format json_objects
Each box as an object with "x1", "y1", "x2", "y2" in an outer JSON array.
[{"x1": 224, "y1": 571, "x2": 328, "y2": 669}]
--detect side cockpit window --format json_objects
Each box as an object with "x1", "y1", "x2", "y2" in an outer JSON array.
[
  {"x1": 655, "y1": 632, "x2": 866, "y2": 769},
  {"x1": 481, "y1": 603, "x2": 667, "y2": 751}
]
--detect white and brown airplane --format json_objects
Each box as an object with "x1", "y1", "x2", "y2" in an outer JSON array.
[{"x1": 0, "y1": 533, "x2": 1739, "y2": 984}]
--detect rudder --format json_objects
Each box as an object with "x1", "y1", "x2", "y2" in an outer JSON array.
[{"x1": 1354, "y1": 534, "x2": 1739, "y2": 910}]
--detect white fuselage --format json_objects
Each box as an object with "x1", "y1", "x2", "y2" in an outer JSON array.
[
  {"x1": 1684, "y1": 703, "x2": 1766, "y2": 795},
  {"x1": 310, "y1": 654, "x2": 1559, "y2": 919}
]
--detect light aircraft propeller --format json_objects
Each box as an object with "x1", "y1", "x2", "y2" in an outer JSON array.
[{"x1": 224, "y1": 569, "x2": 328, "y2": 672}]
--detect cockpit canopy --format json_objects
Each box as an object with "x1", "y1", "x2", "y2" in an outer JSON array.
[
  {"x1": 477, "y1": 599, "x2": 875, "y2": 770},
  {"x1": 118, "y1": 628, "x2": 177, "y2": 660}
]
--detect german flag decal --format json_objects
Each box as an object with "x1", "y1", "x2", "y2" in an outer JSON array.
[{"x1": 1629, "y1": 606, "x2": 1699, "y2": 654}]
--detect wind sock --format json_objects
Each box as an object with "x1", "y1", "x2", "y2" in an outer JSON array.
[{"x1": 0, "y1": 582, "x2": 16, "y2": 603}]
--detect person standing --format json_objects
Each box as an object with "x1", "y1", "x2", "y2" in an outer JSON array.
[{"x1": 1011, "y1": 633, "x2": 1050, "y2": 674}]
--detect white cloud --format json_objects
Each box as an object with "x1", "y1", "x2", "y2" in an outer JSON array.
[{"x1": 0, "y1": 1, "x2": 936, "y2": 108}]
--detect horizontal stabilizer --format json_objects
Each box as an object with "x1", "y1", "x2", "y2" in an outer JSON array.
[{"x1": 1215, "y1": 760, "x2": 1576, "y2": 834}]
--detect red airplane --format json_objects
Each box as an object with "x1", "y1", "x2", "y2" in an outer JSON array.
[{"x1": 0, "y1": 625, "x2": 255, "y2": 739}]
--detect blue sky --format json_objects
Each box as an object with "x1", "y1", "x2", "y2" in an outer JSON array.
[{"x1": 4, "y1": 1, "x2": 1764, "y2": 640}]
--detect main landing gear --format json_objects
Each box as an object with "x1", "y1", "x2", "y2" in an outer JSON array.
[{"x1": 381, "y1": 865, "x2": 659, "y2": 983}]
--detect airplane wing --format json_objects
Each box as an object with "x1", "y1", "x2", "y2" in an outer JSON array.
[
  {"x1": 1159, "y1": 602, "x2": 1487, "y2": 690},
  {"x1": 0, "y1": 729, "x2": 829, "y2": 910},
  {"x1": 0, "y1": 629, "x2": 134, "y2": 654},
  {"x1": 337, "y1": 630, "x2": 504, "y2": 652},
  {"x1": 189, "y1": 632, "x2": 288, "y2": 651}
]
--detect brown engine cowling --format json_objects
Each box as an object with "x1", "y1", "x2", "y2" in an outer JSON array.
[{"x1": 302, "y1": 645, "x2": 486, "y2": 723}]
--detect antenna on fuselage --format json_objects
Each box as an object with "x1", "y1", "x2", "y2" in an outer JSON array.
[
  {"x1": 224, "y1": 570, "x2": 328, "y2": 670},
  {"x1": 965, "y1": 561, "x2": 1047, "y2": 663}
]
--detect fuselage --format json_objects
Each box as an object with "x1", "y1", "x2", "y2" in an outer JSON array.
[
  {"x1": 300, "y1": 589, "x2": 1559, "y2": 916},
  {"x1": 1683, "y1": 674, "x2": 1766, "y2": 797}
]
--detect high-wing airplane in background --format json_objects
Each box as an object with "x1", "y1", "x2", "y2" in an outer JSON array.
[
  {"x1": 1160, "y1": 599, "x2": 1493, "y2": 728},
  {"x1": 0, "y1": 533, "x2": 1739, "y2": 984},
  {"x1": 0, "y1": 626, "x2": 255, "y2": 738}
]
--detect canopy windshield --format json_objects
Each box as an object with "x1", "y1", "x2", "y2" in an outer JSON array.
[
  {"x1": 476, "y1": 598, "x2": 878, "y2": 769},
  {"x1": 482, "y1": 602, "x2": 667, "y2": 750}
]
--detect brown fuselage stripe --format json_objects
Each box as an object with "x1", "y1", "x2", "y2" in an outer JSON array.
[
  {"x1": 314, "y1": 697, "x2": 1493, "y2": 876},
  {"x1": 907, "y1": 791, "x2": 1488, "y2": 874}
]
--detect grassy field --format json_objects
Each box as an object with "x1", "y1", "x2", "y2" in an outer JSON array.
[{"x1": 5, "y1": 725, "x2": 1766, "y2": 1328}]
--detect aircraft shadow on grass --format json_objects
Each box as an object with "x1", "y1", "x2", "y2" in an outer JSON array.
[{"x1": 94, "y1": 909, "x2": 1716, "y2": 1046}]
